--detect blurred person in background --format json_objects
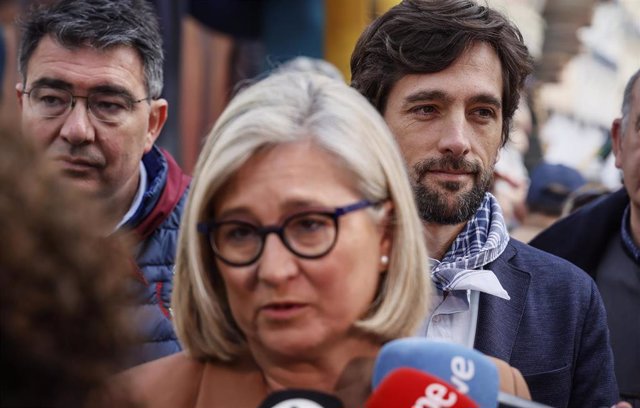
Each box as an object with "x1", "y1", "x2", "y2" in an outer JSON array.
[
  {"x1": 0, "y1": 129, "x2": 134, "y2": 408},
  {"x1": 350, "y1": 0, "x2": 618, "y2": 406},
  {"x1": 561, "y1": 181, "x2": 611, "y2": 216},
  {"x1": 531, "y1": 68, "x2": 640, "y2": 408},
  {"x1": 15, "y1": 0, "x2": 190, "y2": 366},
  {"x1": 510, "y1": 161, "x2": 587, "y2": 242},
  {"x1": 112, "y1": 70, "x2": 429, "y2": 407},
  {"x1": 492, "y1": 96, "x2": 534, "y2": 232},
  {"x1": 0, "y1": 0, "x2": 20, "y2": 135}
]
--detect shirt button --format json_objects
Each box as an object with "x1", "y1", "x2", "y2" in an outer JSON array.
[{"x1": 433, "y1": 315, "x2": 441, "y2": 323}]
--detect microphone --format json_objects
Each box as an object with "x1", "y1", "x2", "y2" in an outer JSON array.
[
  {"x1": 372, "y1": 338, "x2": 553, "y2": 408},
  {"x1": 256, "y1": 389, "x2": 343, "y2": 408},
  {"x1": 373, "y1": 338, "x2": 499, "y2": 408},
  {"x1": 497, "y1": 393, "x2": 553, "y2": 408},
  {"x1": 366, "y1": 367, "x2": 478, "y2": 408}
]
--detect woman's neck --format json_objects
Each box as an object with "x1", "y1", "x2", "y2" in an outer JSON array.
[{"x1": 251, "y1": 337, "x2": 380, "y2": 393}]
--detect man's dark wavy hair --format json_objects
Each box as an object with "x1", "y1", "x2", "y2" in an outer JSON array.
[{"x1": 350, "y1": 0, "x2": 533, "y2": 146}]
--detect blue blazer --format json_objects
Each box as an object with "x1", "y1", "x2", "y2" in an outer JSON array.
[{"x1": 474, "y1": 239, "x2": 618, "y2": 407}]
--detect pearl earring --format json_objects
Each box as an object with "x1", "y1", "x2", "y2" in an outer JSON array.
[{"x1": 381, "y1": 255, "x2": 389, "y2": 265}]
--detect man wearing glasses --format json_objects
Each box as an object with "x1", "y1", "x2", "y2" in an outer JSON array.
[{"x1": 16, "y1": 0, "x2": 190, "y2": 367}]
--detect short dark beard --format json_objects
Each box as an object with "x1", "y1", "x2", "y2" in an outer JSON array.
[{"x1": 412, "y1": 155, "x2": 493, "y2": 224}]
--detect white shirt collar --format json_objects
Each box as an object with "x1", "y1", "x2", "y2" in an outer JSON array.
[{"x1": 113, "y1": 161, "x2": 147, "y2": 232}]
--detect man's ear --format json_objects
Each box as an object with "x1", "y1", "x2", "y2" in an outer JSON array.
[
  {"x1": 15, "y1": 82, "x2": 24, "y2": 111},
  {"x1": 144, "y1": 98, "x2": 168, "y2": 153},
  {"x1": 611, "y1": 118, "x2": 623, "y2": 169}
]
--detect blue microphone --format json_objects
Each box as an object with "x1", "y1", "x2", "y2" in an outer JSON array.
[
  {"x1": 372, "y1": 338, "x2": 553, "y2": 408},
  {"x1": 373, "y1": 338, "x2": 499, "y2": 408}
]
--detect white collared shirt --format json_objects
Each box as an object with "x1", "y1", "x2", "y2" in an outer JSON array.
[
  {"x1": 113, "y1": 161, "x2": 147, "y2": 232},
  {"x1": 418, "y1": 288, "x2": 479, "y2": 348},
  {"x1": 417, "y1": 261, "x2": 509, "y2": 348}
]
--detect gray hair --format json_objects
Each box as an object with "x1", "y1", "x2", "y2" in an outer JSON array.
[
  {"x1": 274, "y1": 56, "x2": 345, "y2": 82},
  {"x1": 18, "y1": 0, "x2": 164, "y2": 98},
  {"x1": 621, "y1": 68, "x2": 640, "y2": 131},
  {"x1": 173, "y1": 71, "x2": 430, "y2": 361}
]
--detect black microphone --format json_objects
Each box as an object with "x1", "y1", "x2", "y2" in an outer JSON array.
[
  {"x1": 497, "y1": 392, "x2": 553, "y2": 408},
  {"x1": 257, "y1": 389, "x2": 344, "y2": 408}
]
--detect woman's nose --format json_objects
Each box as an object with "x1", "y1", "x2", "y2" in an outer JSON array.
[{"x1": 256, "y1": 234, "x2": 300, "y2": 285}]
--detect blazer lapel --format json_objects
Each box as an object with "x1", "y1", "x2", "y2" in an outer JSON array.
[{"x1": 474, "y1": 242, "x2": 530, "y2": 362}]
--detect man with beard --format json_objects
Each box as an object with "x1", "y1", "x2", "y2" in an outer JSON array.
[{"x1": 350, "y1": 1, "x2": 618, "y2": 407}]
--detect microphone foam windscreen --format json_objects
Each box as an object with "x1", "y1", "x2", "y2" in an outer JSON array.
[
  {"x1": 257, "y1": 389, "x2": 343, "y2": 408},
  {"x1": 372, "y1": 338, "x2": 499, "y2": 408},
  {"x1": 366, "y1": 367, "x2": 478, "y2": 408}
]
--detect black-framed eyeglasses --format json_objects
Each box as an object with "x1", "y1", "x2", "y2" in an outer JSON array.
[
  {"x1": 22, "y1": 85, "x2": 149, "y2": 124},
  {"x1": 197, "y1": 199, "x2": 379, "y2": 267}
]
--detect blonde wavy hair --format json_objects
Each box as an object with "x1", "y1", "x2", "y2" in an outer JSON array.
[{"x1": 172, "y1": 71, "x2": 430, "y2": 361}]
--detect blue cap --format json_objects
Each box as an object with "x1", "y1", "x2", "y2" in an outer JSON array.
[{"x1": 526, "y1": 162, "x2": 587, "y2": 215}]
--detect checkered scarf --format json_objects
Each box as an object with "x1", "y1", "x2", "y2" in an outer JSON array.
[{"x1": 430, "y1": 193, "x2": 510, "y2": 299}]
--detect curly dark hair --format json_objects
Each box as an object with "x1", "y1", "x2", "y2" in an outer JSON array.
[
  {"x1": 0, "y1": 131, "x2": 136, "y2": 407},
  {"x1": 350, "y1": 0, "x2": 534, "y2": 145}
]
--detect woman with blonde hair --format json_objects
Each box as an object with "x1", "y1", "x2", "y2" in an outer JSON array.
[{"x1": 114, "y1": 70, "x2": 430, "y2": 407}]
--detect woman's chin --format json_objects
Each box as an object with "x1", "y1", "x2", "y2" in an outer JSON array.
[{"x1": 251, "y1": 329, "x2": 326, "y2": 360}]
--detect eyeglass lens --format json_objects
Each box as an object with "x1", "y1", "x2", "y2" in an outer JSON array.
[
  {"x1": 211, "y1": 212, "x2": 338, "y2": 266},
  {"x1": 27, "y1": 86, "x2": 136, "y2": 123}
]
